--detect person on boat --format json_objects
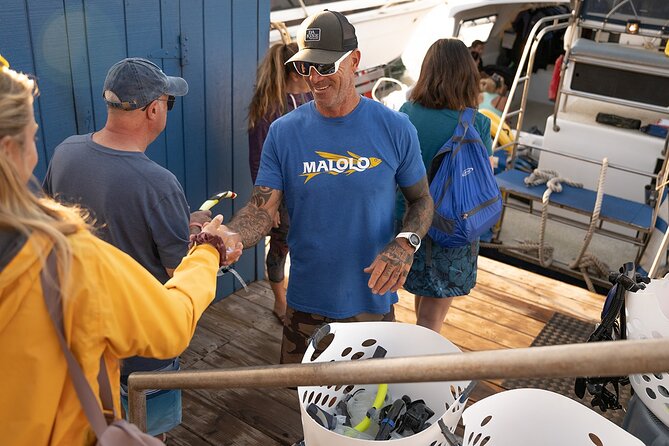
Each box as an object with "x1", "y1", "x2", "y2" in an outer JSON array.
[
  {"x1": 42, "y1": 58, "x2": 211, "y2": 438},
  {"x1": 396, "y1": 38, "x2": 493, "y2": 333},
  {"x1": 0, "y1": 63, "x2": 242, "y2": 445},
  {"x1": 479, "y1": 72, "x2": 508, "y2": 116},
  {"x1": 223, "y1": 10, "x2": 433, "y2": 364},
  {"x1": 248, "y1": 42, "x2": 312, "y2": 325},
  {"x1": 469, "y1": 40, "x2": 485, "y2": 71}
]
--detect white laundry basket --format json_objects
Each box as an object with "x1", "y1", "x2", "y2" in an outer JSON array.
[
  {"x1": 626, "y1": 276, "x2": 669, "y2": 427},
  {"x1": 461, "y1": 388, "x2": 644, "y2": 445},
  {"x1": 298, "y1": 322, "x2": 470, "y2": 445}
]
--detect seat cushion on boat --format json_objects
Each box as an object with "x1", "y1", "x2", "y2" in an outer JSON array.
[
  {"x1": 570, "y1": 38, "x2": 669, "y2": 71},
  {"x1": 495, "y1": 168, "x2": 664, "y2": 232}
]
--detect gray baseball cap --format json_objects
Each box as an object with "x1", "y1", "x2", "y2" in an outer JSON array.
[
  {"x1": 287, "y1": 10, "x2": 358, "y2": 65},
  {"x1": 102, "y1": 57, "x2": 188, "y2": 110}
]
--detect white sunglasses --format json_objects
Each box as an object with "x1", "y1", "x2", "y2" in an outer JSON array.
[{"x1": 293, "y1": 50, "x2": 352, "y2": 77}]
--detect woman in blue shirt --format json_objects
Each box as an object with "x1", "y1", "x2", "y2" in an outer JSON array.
[{"x1": 397, "y1": 38, "x2": 492, "y2": 332}]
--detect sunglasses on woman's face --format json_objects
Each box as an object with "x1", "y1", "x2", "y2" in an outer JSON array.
[{"x1": 293, "y1": 51, "x2": 352, "y2": 77}]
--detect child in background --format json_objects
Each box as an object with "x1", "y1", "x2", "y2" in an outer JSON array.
[{"x1": 479, "y1": 72, "x2": 508, "y2": 115}]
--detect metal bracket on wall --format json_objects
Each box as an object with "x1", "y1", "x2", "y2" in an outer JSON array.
[
  {"x1": 148, "y1": 47, "x2": 180, "y2": 60},
  {"x1": 180, "y1": 34, "x2": 189, "y2": 66},
  {"x1": 147, "y1": 34, "x2": 189, "y2": 66}
]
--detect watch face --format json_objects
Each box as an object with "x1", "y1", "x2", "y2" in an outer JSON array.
[{"x1": 409, "y1": 234, "x2": 420, "y2": 246}]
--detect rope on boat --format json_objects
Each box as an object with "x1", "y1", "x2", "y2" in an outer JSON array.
[
  {"x1": 569, "y1": 158, "x2": 610, "y2": 292},
  {"x1": 535, "y1": 168, "x2": 582, "y2": 268},
  {"x1": 479, "y1": 240, "x2": 554, "y2": 265},
  {"x1": 524, "y1": 168, "x2": 583, "y2": 190},
  {"x1": 576, "y1": 253, "x2": 610, "y2": 293},
  {"x1": 484, "y1": 165, "x2": 611, "y2": 288}
]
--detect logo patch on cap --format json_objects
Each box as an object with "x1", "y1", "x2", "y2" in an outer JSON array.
[{"x1": 305, "y1": 28, "x2": 321, "y2": 41}]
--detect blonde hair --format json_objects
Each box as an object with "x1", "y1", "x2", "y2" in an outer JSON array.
[
  {"x1": 0, "y1": 67, "x2": 88, "y2": 288},
  {"x1": 0, "y1": 68, "x2": 34, "y2": 146},
  {"x1": 248, "y1": 42, "x2": 299, "y2": 129}
]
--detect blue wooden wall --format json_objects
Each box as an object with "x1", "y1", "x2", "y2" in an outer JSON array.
[{"x1": 0, "y1": 0, "x2": 270, "y2": 297}]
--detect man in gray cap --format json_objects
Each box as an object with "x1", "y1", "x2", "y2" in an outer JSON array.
[
  {"x1": 224, "y1": 11, "x2": 433, "y2": 364},
  {"x1": 43, "y1": 57, "x2": 207, "y2": 438}
]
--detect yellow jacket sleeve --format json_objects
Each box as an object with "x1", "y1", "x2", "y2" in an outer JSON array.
[{"x1": 69, "y1": 231, "x2": 220, "y2": 360}]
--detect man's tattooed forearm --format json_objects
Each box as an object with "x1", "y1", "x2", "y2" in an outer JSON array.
[
  {"x1": 228, "y1": 186, "x2": 281, "y2": 247},
  {"x1": 403, "y1": 195, "x2": 433, "y2": 236},
  {"x1": 249, "y1": 186, "x2": 274, "y2": 208},
  {"x1": 229, "y1": 206, "x2": 273, "y2": 247},
  {"x1": 400, "y1": 176, "x2": 434, "y2": 236}
]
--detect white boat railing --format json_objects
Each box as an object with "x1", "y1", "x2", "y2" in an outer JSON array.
[
  {"x1": 648, "y1": 133, "x2": 669, "y2": 278},
  {"x1": 491, "y1": 12, "x2": 573, "y2": 161}
]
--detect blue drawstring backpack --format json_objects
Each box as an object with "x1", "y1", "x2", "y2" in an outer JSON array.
[{"x1": 427, "y1": 108, "x2": 502, "y2": 247}]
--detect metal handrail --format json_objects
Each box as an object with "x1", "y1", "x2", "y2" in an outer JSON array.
[
  {"x1": 515, "y1": 143, "x2": 657, "y2": 179},
  {"x1": 557, "y1": 89, "x2": 669, "y2": 115},
  {"x1": 579, "y1": 20, "x2": 669, "y2": 40},
  {"x1": 513, "y1": 20, "x2": 574, "y2": 158},
  {"x1": 492, "y1": 12, "x2": 573, "y2": 158},
  {"x1": 567, "y1": 54, "x2": 669, "y2": 77},
  {"x1": 129, "y1": 338, "x2": 669, "y2": 432},
  {"x1": 647, "y1": 132, "x2": 669, "y2": 278}
]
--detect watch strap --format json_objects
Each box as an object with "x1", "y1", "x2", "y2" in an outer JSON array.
[{"x1": 396, "y1": 232, "x2": 421, "y2": 253}]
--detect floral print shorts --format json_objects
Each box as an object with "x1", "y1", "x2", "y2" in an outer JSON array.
[{"x1": 404, "y1": 237, "x2": 479, "y2": 298}]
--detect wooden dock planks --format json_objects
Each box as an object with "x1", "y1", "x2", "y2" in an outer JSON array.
[{"x1": 169, "y1": 257, "x2": 605, "y2": 445}]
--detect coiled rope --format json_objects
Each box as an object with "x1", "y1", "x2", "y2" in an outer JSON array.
[{"x1": 484, "y1": 163, "x2": 610, "y2": 291}]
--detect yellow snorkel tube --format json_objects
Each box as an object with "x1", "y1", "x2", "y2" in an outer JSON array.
[
  {"x1": 349, "y1": 345, "x2": 389, "y2": 433},
  {"x1": 199, "y1": 191, "x2": 237, "y2": 211},
  {"x1": 352, "y1": 383, "x2": 389, "y2": 432}
]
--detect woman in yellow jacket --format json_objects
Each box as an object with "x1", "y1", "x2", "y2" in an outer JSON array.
[{"x1": 0, "y1": 64, "x2": 243, "y2": 444}]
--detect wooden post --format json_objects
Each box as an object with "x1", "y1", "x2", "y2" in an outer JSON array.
[
  {"x1": 127, "y1": 388, "x2": 147, "y2": 433},
  {"x1": 128, "y1": 338, "x2": 669, "y2": 429}
]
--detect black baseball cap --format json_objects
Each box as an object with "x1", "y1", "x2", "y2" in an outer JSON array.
[
  {"x1": 102, "y1": 58, "x2": 188, "y2": 110},
  {"x1": 286, "y1": 10, "x2": 358, "y2": 65}
]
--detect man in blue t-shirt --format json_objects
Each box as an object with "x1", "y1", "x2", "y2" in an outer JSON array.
[{"x1": 226, "y1": 10, "x2": 434, "y2": 364}]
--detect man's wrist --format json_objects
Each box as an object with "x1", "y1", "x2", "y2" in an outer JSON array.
[
  {"x1": 395, "y1": 231, "x2": 421, "y2": 253},
  {"x1": 188, "y1": 232, "x2": 227, "y2": 266},
  {"x1": 189, "y1": 222, "x2": 203, "y2": 235},
  {"x1": 395, "y1": 237, "x2": 415, "y2": 254}
]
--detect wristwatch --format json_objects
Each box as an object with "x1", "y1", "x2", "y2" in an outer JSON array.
[{"x1": 396, "y1": 232, "x2": 421, "y2": 253}]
